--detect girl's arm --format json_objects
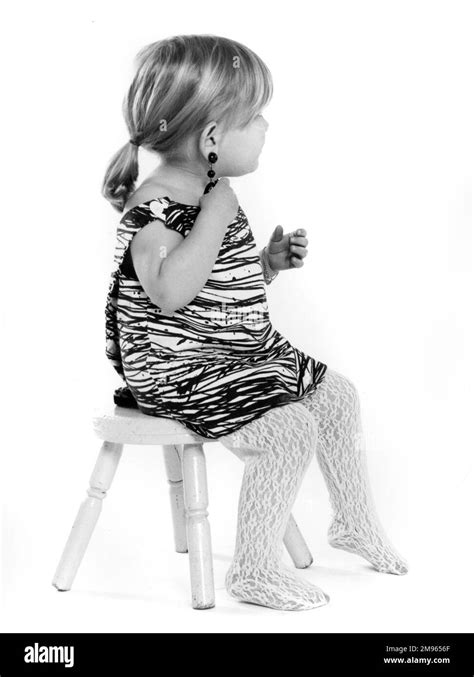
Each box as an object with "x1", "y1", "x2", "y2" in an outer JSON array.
[{"x1": 130, "y1": 178, "x2": 238, "y2": 313}]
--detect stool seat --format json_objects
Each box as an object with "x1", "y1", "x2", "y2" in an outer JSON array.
[
  {"x1": 53, "y1": 402, "x2": 315, "y2": 609},
  {"x1": 92, "y1": 405, "x2": 213, "y2": 446}
]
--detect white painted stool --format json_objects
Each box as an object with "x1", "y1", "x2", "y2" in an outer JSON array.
[{"x1": 52, "y1": 405, "x2": 314, "y2": 609}]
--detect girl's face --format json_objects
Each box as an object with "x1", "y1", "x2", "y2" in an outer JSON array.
[{"x1": 215, "y1": 112, "x2": 269, "y2": 177}]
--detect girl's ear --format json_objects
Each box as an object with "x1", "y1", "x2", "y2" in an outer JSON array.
[{"x1": 199, "y1": 120, "x2": 219, "y2": 160}]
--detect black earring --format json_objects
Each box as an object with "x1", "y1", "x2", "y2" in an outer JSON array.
[{"x1": 204, "y1": 151, "x2": 218, "y2": 194}]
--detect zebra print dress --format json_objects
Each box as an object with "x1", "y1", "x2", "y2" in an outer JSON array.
[{"x1": 105, "y1": 196, "x2": 327, "y2": 439}]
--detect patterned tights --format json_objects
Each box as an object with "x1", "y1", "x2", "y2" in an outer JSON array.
[{"x1": 219, "y1": 368, "x2": 408, "y2": 611}]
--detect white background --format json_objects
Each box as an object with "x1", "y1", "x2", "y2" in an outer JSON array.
[{"x1": 2, "y1": 0, "x2": 473, "y2": 633}]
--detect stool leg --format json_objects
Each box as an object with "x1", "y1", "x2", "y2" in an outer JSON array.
[
  {"x1": 284, "y1": 513, "x2": 314, "y2": 569},
  {"x1": 181, "y1": 443, "x2": 215, "y2": 610},
  {"x1": 162, "y1": 444, "x2": 188, "y2": 553},
  {"x1": 52, "y1": 440, "x2": 123, "y2": 592}
]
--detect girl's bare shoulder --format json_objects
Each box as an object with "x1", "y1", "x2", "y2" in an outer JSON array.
[{"x1": 123, "y1": 180, "x2": 171, "y2": 213}]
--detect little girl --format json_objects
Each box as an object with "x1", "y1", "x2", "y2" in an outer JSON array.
[{"x1": 102, "y1": 34, "x2": 408, "y2": 611}]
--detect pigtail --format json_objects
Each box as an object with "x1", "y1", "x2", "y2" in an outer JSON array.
[{"x1": 101, "y1": 140, "x2": 140, "y2": 213}]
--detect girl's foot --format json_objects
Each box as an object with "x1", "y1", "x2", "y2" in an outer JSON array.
[
  {"x1": 328, "y1": 513, "x2": 409, "y2": 575},
  {"x1": 225, "y1": 558, "x2": 330, "y2": 611}
]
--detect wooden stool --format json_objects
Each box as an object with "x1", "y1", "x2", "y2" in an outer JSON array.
[{"x1": 52, "y1": 405, "x2": 314, "y2": 610}]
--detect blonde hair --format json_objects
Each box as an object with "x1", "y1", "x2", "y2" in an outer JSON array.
[{"x1": 102, "y1": 34, "x2": 273, "y2": 212}]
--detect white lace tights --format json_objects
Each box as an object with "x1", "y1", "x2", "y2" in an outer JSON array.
[{"x1": 219, "y1": 367, "x2": 408, "y2": 611}]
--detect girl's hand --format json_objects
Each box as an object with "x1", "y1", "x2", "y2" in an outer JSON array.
[
  {"x1": 199, "y1": 177, "x2": 239, "y2": 226},
  {"x1": 266, "y1": 225, "x2": 308, "y2": 271}
]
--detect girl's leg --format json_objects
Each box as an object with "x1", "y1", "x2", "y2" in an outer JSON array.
[
  {"x1": 300, "y1": 368, "x2": 408, "y2": 575},
  {"x1": 219, "y1": 402, "x2": 329, "y2": 611}
]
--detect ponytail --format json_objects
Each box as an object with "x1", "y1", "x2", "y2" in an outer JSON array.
[{"x1": 101, "y1": 139, "x2": 140, "y2": 213}]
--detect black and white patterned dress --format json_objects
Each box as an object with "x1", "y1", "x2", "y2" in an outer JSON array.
[{"x1": 105, "y1": 196, "x2": 327, "y2": 439}]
